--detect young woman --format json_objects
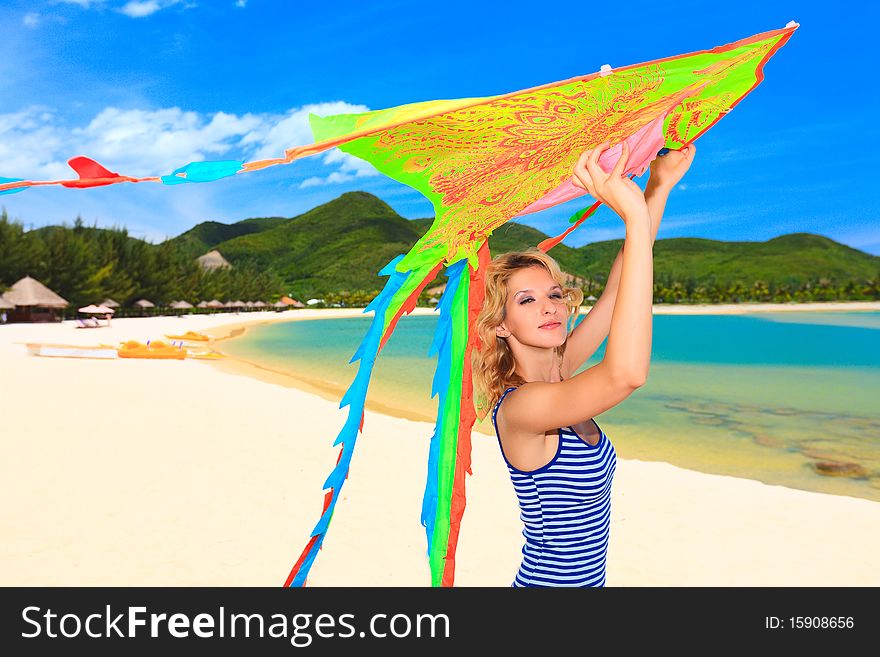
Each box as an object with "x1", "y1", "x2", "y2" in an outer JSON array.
[{"x1": 472, "y1": 140, "x2": 696, "y2": 586}]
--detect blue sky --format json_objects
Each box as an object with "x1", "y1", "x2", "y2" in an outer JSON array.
[{"x1": 1, "y1": 0, "x2": 878, "y2": 254}]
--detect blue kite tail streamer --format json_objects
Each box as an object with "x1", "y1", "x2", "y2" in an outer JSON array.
[{"x1": 284, "y1": 255, "x2": 411, "y2": 587}]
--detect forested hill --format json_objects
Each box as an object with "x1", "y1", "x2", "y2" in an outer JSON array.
[
  {"x1": 2, "y1": 192, "x2": 877, "y2": 307},
  {"x1": 165, "y1": 191, "x2": 879, "y2": 300}
]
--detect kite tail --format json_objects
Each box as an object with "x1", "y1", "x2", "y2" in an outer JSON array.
[
  {"x1": 537, "y1": 201, "x2": 602, "y2": 252},
  {"x1": 283, "y1": 253, "x2": 443, "y2": 587},
  {"x1": 421, "y1": 240, "x2": 490, "y2": 586}
]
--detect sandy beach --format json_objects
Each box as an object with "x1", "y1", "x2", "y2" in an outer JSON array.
[{"x1": 2, "y1": 301, "x2": 879, "y2": 586}]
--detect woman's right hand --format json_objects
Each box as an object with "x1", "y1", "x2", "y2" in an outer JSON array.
[{"x1": 571, "y1": 142, "x2": 649, "y2": 224}]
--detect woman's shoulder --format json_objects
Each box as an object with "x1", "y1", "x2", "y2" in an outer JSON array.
[{"x1": 492, "y1": 386, "x2": 518, "y2": 414}]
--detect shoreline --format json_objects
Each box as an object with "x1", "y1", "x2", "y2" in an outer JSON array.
[{"x1": 199, "y1": 309, "x2": 440, "y2": 425}]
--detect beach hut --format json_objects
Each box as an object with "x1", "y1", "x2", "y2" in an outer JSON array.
[
  {"x1": 133, "y1": 299, "x2": 156, "y2": 318},
  {"x1": 206, "y1": 299, "x2": 225, "y2": 311},
  {"x1": 252, "y1": 300, "x2": 267, "y2": 309},
  {"x1": 168, "y1": 300, "x2": 193, "y2": 317},
  {"x1": 273, "y1": 301, "x2": 288, "y2": 311},
  {"x1": 2, "y1": 276, "x2": 68, "y2": 323},
  {"x1": 101, "y1": 298, "x2": 120, "y2": 309}
]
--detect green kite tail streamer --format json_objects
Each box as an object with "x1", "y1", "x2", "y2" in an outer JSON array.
[
  {"x1": 421, "y1": 256, "x2": 469, "y2": 585},
  {"x1": 420, "y1": 240, "x2": 490, "y2": 586}
]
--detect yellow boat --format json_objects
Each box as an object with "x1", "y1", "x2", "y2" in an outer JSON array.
[
  {"x1": 188, "y1": 350, "x2": 225, "y2": 360},
  {"x1": 164, "y1": 330, "x2": 211, "y2": 342},
  {"x1": 118, "y1": 340, "x2": 187, "y2": 360}
]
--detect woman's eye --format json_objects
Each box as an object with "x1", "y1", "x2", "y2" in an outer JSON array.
[{"x1": 519, "y1": 298, "x2": 533, "y2": 305}]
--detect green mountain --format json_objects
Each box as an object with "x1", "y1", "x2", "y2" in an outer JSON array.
[
  {"x1": 168, "y1": 216, "x2": 290, "y2": 260},
  {"x1": 160, "y1": 192, "x2": 879, "y2": 299}
]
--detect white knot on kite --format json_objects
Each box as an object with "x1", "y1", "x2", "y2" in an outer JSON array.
[
  {"x1": 599, "y1": 64, "x2": 613, "y2": 77},
  {"x1": 785, "y1": 20, "x2": 798, "y2": 28}
]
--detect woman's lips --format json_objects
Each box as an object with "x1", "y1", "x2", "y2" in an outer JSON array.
[{"x1": 539, "y1": 322, "x2": 561, "y2": 329}]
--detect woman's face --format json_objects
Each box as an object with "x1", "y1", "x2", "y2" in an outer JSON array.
[{"x1": 495, "y1": 265, "x2": 567, "y2": 348}]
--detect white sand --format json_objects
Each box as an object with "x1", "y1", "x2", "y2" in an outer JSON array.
[{"x1": 1, "y1": 303, "x2": 878, "y2": 586}]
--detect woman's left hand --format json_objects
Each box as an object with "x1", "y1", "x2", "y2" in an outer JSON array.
[{"x1": 647, "y1": 143, "x2": 696, "y2": 191}]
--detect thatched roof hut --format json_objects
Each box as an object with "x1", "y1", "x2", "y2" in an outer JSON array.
[
  {"x1": 4, "y1": 276, "x2": 68, "y2": 307},
  {"x1": 101, "y1": 298, "x2": 121, "y2": 308},
  {"x1": 206, "y1": 299, "x2": 225, "y2": 309},
  {"x1": 2, "y1": 276, "x2": 68, "y2": 323},
  {"x1": 134, "y1": 299, "x2": 155, "y2": 308}
]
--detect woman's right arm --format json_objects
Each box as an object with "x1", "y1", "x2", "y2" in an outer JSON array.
[{"x1": 503, "y1": 142, "x2": 654, "y2": 433}]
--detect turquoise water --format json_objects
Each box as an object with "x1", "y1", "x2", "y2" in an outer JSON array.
[{"x1": 222, "y1": 311, "x2": 880, "y2": 502}]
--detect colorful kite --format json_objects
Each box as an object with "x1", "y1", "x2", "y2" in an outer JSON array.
[{"x1": 3, "y1": 24, "x2": 798, "y2": 586}]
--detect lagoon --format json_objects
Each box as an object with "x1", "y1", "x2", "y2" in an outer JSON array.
[{"x1": 221, "y1": 310, "x2": 880, "y2": 503}]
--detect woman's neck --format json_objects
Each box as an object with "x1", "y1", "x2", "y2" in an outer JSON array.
[{"x1": 515, "y1": 349, "x2": 563, "y2": 383}]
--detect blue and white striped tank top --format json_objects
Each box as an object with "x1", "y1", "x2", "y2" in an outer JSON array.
[{"x1": 492, "y1": 385, "x2": 617, "y2": 587}]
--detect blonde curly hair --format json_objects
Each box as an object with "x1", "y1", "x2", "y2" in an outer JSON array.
[{"x1": 471, "y1": 248, "x2": 584, "y2": 421}]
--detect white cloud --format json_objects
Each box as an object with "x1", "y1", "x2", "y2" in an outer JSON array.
[
  {"x1": 235, "y1": 0, "x2": 247, "y2": 7},
  {"x1": 57, "y1": 0, "x2": 104, "y2": 6},
  {"x1": 0, "y1": 101, "x2": 374, "y2": 185},
  {"x1": 300, "y1": 150, "x2": 380, "y2": 188},
  {"x1": 55, "y1": 0, "x2": 186, "y2": 17},
  {"x1": 22, "y1": 11, "x2": 69, "y2": 28},
  {"x1": 71, "y1": 107, "x2": 263, "y2": 175},
  {"x1": 244, "y1": 102, "x2": 370, "y2": 160},
  {"x1": 119, "y1": 1, "x2": 166, "y2": 17}
]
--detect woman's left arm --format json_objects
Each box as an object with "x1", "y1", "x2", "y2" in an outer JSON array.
[{"x1": 561, "y1": 144, "x2": 696, "y2": 377}]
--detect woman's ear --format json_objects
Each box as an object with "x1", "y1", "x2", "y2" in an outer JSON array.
[{"x1": 495, "y1": 325, "x2": 510, "y2": 338}]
